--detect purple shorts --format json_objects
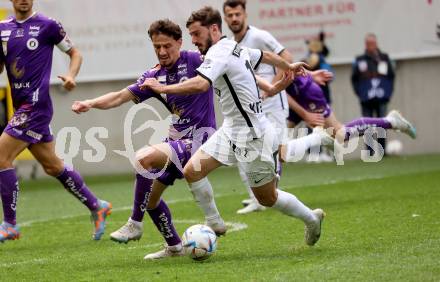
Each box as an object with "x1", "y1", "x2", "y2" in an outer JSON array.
[
  {"x1": 154, "y1": 138, "x2": 194, "y2": 186},
  {"x1": 4, "y1": 105, "x2": 53, "y2": 144}
]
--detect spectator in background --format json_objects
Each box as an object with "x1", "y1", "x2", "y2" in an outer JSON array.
[
  {"x1": 303, "y1": 32, "x2": 334, "y2": 162},
  {"x1": 304, "y1": 32, "x2": 333, "y2": 104},
  {"x1": 351, "y1": 33, "x2": 395, "y2": 155}
]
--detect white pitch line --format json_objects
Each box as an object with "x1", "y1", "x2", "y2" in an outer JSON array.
[
  {"x1": 0, "y1": 258, "x2": 48, "y2": 268},
  {"x1": 20, "y1": 172, "x2": 403, "y2": 228}
]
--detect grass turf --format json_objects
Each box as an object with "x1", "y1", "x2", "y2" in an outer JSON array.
[{"x1": 0, "y1": 154, "x2": 439, "y2": 281}]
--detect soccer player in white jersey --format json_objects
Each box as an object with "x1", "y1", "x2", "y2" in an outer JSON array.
[
  {"x1": 223, "y1": 0, "x2": 328, "y2": 214},
  {"x1": 141, "y1": 6, "x2": 325, "y2": 248}
]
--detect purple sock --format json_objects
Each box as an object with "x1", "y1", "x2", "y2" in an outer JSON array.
[
  {"x1": 0, "y1": 168, "x2": 19, "y2": 225},
  {"x1": 130, "y1": 174, "x2": 153, "y2": 222},
  {"x1": 147, "y1": 199, "x2": 181, "y2": 246},
  {"x1": 344, "y1": 117, "x2": 392, "y2": 141},
  {"x1": 56, "y1": 166, "x2": 99, "y2": 211}
]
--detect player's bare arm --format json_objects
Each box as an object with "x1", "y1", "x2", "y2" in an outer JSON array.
[
  {"x1": 261, "y1": 51, "x2": 308, "y2": 75},
  {"x1": 140, "y1": 75, "x2": 210, "y2": 95},
  {"x1": 58, "y1": 47, "x2": 83, "y2": 91},
  {"x1": 72, "y1": 88, "x2": 134, "y2": 114},
  {"x1": 271, "y1": 49, "x2": 293, "y2": 84},
  {"x1": 286, "y1": 95, "x2": 324, "y2": 127},
  {"x1": 310, "y1": 69, "x2": 333, "y2": 85},
  {"x1": 258, "y1": 72, "x2": 294, "y2": 98}
]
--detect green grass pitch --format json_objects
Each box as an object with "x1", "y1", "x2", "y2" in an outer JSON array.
[{"x1": 1, "y1": 155, "x2": 439, "y2": 281}]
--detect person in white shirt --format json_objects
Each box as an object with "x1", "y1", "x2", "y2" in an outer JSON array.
[
  {"x1": 223, "y1": 0, "x2": 329, "y2": 214},
  {"x1": 141, "y1": 6, "x2": 325, "y2": 248}
]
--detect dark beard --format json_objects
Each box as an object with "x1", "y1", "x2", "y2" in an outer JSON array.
[
  {"x1": 230, "y1": 22, "x2": 244, "y2": 34},
  {"x1": 201, "y1": 35, "x2": 213, "y2": 55}
]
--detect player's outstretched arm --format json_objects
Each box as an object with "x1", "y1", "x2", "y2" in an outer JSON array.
[
  {"x1": 58, "y1": 47, "x2": 83, "y2": 92},
  {"x1": 257, "y1": 72, "x2": 294, "y2": 99},
  {"x1": 261, "y1": 51, "x2": 309, "y2": 75},
  {"x1": 309, "y1": 69, "x2": 333, "y2": 85},
  {"x1": 72, "y1": 88, "x2": 134, "y2": 114},
  {"x1": 140, "y1": 75, "x2": 210, "y2": 95}
]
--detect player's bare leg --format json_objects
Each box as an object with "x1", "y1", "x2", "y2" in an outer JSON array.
[
  {"x1": 29, "y1": 141, "x2": 111, "y2": 240},
  {"x1": 183, "y1": 149, "x2": 226, "y2": 236},
  {"x1": 251, "y1": 178, "x2": 325, "y2": 246},
  {"x1": 0, "y1": 133, "x2": 29, "y2": 243}
]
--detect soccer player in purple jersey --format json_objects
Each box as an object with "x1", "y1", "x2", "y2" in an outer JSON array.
[
  {"x1": 72, "y1": 19, "x2": 225, "y2": 260},
  {"x1": 263, "y1": 71, "x2": 417, "y2": 162},
  {"x1": 0, "y1": 0, "x2": 111, "y2": 243}
]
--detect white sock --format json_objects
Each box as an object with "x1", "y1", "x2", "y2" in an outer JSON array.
[
  {"x1": 272, "y1": 189, "x2": 316, "y2": 224},
  {"x1": 189, "y1": 178, "x2": 221, "y2": 221},
  {"x1": 285, "y1": 133, "x2": 322, "y2": 162}
]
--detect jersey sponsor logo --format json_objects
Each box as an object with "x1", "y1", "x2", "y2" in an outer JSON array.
[
  {"x1": 29, "y1": 25, "x2": 40, "y2": 37},
  {"x1": 26, "y1": 130, "x2": 42, "y2": 141},
  {"x1": 10, "y1": 112, "x2": 28, "y2": 127},
  {"x1": 26, "y1": 38, "x2": 39, "y2": 50},
  {"x1": 13, "y1": 82, "x2": 30, "y2": 89},
  {"x1": 1, "y1": 30, "x2": 11, "y2": 37},
  {"x1": 177, "y1": 63, "x2": 187, "y2": 76}
]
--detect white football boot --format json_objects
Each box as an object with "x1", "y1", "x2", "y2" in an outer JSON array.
[
  {"x1": 386, "y1": 110, "x2": 417, "y2": 139},
  {"x1": 236, "y1": 200, "x2": 266, "y2": 214},
  {"x1": 110, "y1": 218, "x2": 143, "y2": 243},
  {"x1": 305, "y1": 209, "x2": 325, "y2": 246},
  {"x1": 206, "y1": 216, "x2": 227, "y2": 236},
  {"x1": 144, "y1": 245, "x2": 186, "y2": 260}
]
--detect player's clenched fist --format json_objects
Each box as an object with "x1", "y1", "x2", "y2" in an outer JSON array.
[
  {"x1": 139, "y1": 78, "x2": 165, "y2": 93},
  {"x1": 72, "y1": 100, "x2": 92, "y2": 114},
  {"x1": 58, "y1": 75, "x2": 77, "y2": 91}
]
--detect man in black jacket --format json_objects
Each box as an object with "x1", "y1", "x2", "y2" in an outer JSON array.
[{"x1": 351, "y1": 33, "x2": 395, "y2": 155}]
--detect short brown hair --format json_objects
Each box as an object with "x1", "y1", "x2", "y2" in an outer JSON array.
[
  {"x1": 148, "y1": 19, "x2": 182, "y2": 40},
  {"x1": 186, "y1": 6, "x2": 222, "y2": 32},
  {"x1": 223, "y1": 0, "x2": 246, "y2": 11}
]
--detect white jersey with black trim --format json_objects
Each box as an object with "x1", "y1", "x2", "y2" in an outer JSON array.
[
  {"x1": 234, "y1": 25, "x2": 288, "y2": 116},
  {"x1": 196, "y1": 36, "x2": 269, "y2": 142}
]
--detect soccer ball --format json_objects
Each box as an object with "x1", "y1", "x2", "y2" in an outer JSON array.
[
  {"x1": 182, "y1": 224, "x2": 217, "y2": 261},
  {"x1": 386, "y1": 139, "x2": 403, "y2": 156}
]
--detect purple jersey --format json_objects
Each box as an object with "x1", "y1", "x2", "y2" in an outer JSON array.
[
  {"x1": 127, "y1": 50, "x2": 216, "y2": 140},
  {"x1": 0, "y1": 12, "x2": 71, "y2": 112},
  {"x1": 0, "y1": 13, "x2": 73, "y2": 143},
  {"x1": 286, "y1": 74, "x2": 331, "y2": 123}
]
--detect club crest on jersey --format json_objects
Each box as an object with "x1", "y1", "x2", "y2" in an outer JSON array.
[
  {"x1": 15, "y1": 28, "x2": 24, "y2": 38},
  {"x1": 26, "y1": 38, "x2": 39, "y2": 50}
]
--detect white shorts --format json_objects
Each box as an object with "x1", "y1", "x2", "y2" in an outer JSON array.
[
  {"x1": 266, "y1": 111, "x2": 288, "y2": 145},
  {"x1": 201, "y1": 125, "x2": 280, "y2": 187}
]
